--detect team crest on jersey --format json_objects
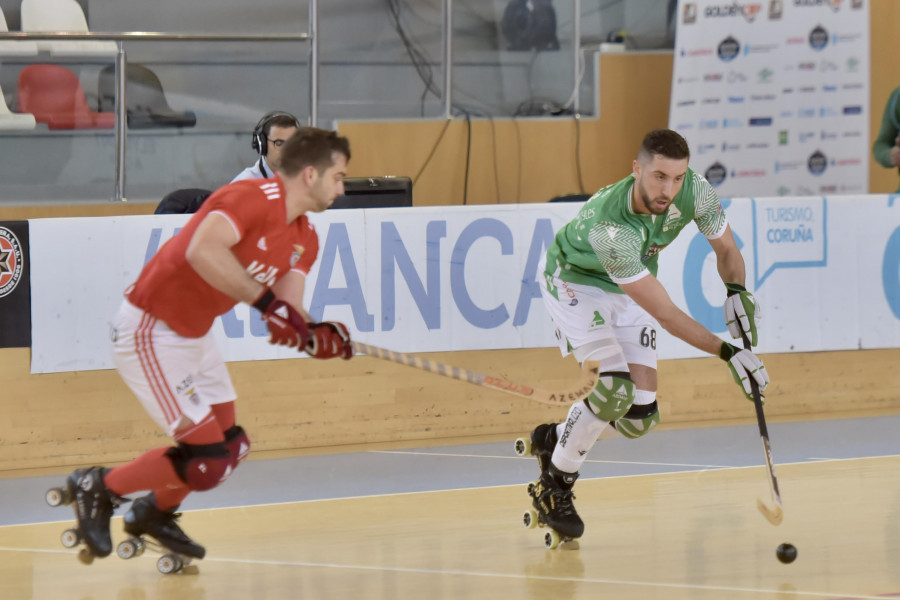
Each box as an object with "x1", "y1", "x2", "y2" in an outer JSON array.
[
  {"x1": 642, "y1": 243, "x2": 667, "y2": 262},
  {"x1": 0, "y1": 226, "x2": 23, "y2": 298},
  {"x1": 290, "y1": 244, "x2": 305, "y2": 267},
  {"x1": 662, "y1": 204, "x2": 683, "y2": 232}
]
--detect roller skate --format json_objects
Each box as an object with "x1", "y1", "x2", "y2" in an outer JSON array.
[
  {"x1": 45, "y1": 467, "x2": 125, "y2": 564},
  {"x1": 514, "y1": 423, "x2": 558, "y2": 474},
  {"x1": 522, "y1": 464, "x2": 584, "y2": 550},
  {"x1": 116, "y1": 493, "x2": 204, "y2": 574}
]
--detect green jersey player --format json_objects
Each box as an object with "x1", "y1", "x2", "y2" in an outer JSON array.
[{"x1": 520, "y1": 129, "x2": 767, "y2": 543}]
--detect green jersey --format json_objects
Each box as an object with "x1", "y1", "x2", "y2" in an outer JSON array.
[
  {"x1": 873, "y1": 85, "x2": 900, "y2": 192},
  {"x1": 545, "y1": 168, "x2": 727, "y2": 294}
]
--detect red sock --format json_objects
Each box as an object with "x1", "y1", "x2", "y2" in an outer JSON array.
[
  {"x1": 153, "y1": 485, "x2": 190, "y2": 511},
  {"x1": 104, "y1": 447, "x2": 183, "y2": 498}
]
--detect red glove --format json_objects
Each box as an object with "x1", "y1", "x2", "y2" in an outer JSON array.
[
  {"x1": 306, "y1": 321, "x2": 353, "y2": 360},
  {"x1": 253, "y1": 289, "x2": 311, "y2": 349}
]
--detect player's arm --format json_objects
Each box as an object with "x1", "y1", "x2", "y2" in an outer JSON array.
[
  {"x1": 186, "y1": 212, "x2": 310, "y2": 349},
  {"x1": 707, "y1": 224, "x2": 745, "y2": 285},
  {"x1": 270, "y1": 270, "x2": 312, "y2": 321},
  {"x1": 185, "y1": 212, "x2": 266, "y2": 304},
  {"x1": 270, "y1": 268, "x2": 352, "y2": 360},
  {"x1": 708, "y1": 224, "x2": 762, "y2": 346},
  {"x1": 620, "y1": 274, "x2": 768, "y2": 400},
  {"x1": 619, "y1": 274, "x2": 723, "y2": 356}
]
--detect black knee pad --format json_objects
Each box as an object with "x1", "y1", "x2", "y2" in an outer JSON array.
[
  {"x1": 224, "y1": 425, "x2": 251, "y2": 468},
  {"x1": 614, "y1": 400, "x2": 660, "y2": 439},
  {"x1": 165, "y1": 441, "x2": 231, "y2": 491}
]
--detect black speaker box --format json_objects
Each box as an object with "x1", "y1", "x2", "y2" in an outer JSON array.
[{"x1": 331, "y1": 177, "x2": 413, "y2": 209}]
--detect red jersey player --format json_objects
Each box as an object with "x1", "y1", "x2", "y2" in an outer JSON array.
[{"x1": 47, "y1": 128, "x2": 354, "y2": 571}]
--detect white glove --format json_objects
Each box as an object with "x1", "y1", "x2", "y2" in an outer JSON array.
[
  {"x1": 720, "y1": 342, "x2": 769, "y2": 401},
  {"x1": 724, "y1": 283, "x2": 761, "y2": 346}
]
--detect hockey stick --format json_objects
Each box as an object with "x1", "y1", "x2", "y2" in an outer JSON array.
[
  {"x1": 741, "y1": 330, "x2": 784, "y2": 526},
  {"x1": 351, "y1": 341, "x2": 597, "y2": 407}
]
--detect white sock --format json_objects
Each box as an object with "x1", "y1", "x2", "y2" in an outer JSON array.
[{"x1": 551, "y1": 400, "x2": 610, "y2": 474}]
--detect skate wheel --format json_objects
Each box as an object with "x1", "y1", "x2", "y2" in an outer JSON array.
[
  {"x1": 117, "y1": 539, "x2": 139, "y2": 560},
  {"x1": 514, "y1": 437, "x2": 532, "y2": 456},
  {"x1": 544, "y1": 529, "x2": 561, "y2": 550},
  {"x1": 60, "y1": 528, "x2": 81, "y2": 548},
  {"x1": 45, "y1": 487, "x2": 69, "y2": 507},
  {"x1": 77, "y1": 547, "x2": 95, "y2": 565},
  {"x1": 157, "y1": 554, "x2": 183, "y2": 575},
  {"x1": 523, "y1": 509, "x2": 538, "y2": 529}
]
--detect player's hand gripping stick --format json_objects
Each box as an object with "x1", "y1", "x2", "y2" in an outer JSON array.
[
  {"x1": 719, "y1": 342, "x2": 769, "y2": 401},
  {"x1": 254, "y1": 289, "x2": 311, "y2": 349},
  {"x1": 724, "y1": 282, "x2": 761, "y2": 346},
  {"x1": 306, "y1": 321, "x2": 353, "y2": 360}
]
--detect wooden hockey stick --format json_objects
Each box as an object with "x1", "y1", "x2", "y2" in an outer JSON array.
[
  {"x1": 351, "y1": 341, "x2": 597, "y2": 407},
  {"x1": 741, "y1": 331, "x2": 784, "y2": 526}
]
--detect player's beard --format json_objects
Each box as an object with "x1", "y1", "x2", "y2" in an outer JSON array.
[
  {"x1": 636, "y1": 177, "x2": 671, "y2": 215},
  {"x1": 310, "y1": 181, "x2": 336, "y2": 212}
]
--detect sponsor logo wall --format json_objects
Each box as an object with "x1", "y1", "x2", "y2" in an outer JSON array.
[
  {"x1": 28, "y1": 199, "x2": 900, "y2": 374},
  {"x1": 670, "y1": 0, "x2": 869, "y2": 197}
]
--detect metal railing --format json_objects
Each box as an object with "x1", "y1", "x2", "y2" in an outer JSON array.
[
  {"x1": 0, "y1": 0, "x2": 590, "y2": 201},
  {"x1": 0, "y1": 26, "x2": 314, "y2": 202}
]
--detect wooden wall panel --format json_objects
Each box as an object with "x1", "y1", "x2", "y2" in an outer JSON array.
[{"x1": 2, "y1": 346, "x2": 898, "y2": 472}]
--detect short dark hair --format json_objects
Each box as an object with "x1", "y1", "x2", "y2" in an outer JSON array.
[
  {"x1": 638, "y1": 129, "x2": 690, "y2": 162},
  {"x1": 279, "y1": 128, "x2": 351, "y2": 177},
  {"x1": 263, "y1": 113, "x2": 301, "y2": 136}
]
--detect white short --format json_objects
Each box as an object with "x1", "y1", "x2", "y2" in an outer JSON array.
[
  {"x1": 540, "y1": 271, "x2": 659, "y2": 371},
  {"x1": 110, "y1": 299, "x2": 237, "y2": 437}
]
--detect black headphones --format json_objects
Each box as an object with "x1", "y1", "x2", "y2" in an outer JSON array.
[{"x1": 251, "y1": 110, "x2": 301, "y2": 156}]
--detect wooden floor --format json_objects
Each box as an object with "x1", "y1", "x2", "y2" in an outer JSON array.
[{"x1": 1, "y1": 454, "x2": 899, "y2": 600}]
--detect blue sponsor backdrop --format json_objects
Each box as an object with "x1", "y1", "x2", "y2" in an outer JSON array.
[{"x1": 27, "y1": 197, "x2": 900, "y2": 373}]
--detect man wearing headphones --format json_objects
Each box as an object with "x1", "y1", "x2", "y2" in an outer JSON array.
[{"x1": 231, "y1": 111, "x2": 302, "y2": 183}]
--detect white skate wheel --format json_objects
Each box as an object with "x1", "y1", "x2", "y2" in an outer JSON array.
[
  {"x1": 514, "y1": 437, "x2": 531, "y2": 456},
  {"x1": 60, "y1": 528, "x2": 80, "y2": 548},
  {"x1": 117, "y1": 539, "x2": 138, "y2": 560},
  {"x1": 544, "y1": 530, "x2": 561, "y2": 550},
  {"x1": 45, "y1": 488, "x2": 66, "y2": 507},
  {"x1": 157, "y1": 554, "x2": 181, "y2": 575},
  {"x1": 523, "y1": 509, "x2": 538, "y2": 529}
]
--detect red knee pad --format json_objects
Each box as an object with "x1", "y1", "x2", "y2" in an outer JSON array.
[
  {"x1": 165, "y1": 442, "x2": 232, "y2": 491},
  {"x1": 224, "y1": 425, "x2": 251, "y2": 469}
]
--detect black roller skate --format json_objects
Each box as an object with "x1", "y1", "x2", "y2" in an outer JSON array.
[
  {"x1": 514, "y1": 423, "x2": 558, "y2": 474},
  {"x1": 522, "y1": 464, "x2": 584, "y2": 549},
  {"x1": 117, "y1": 493, "x2": 204, "y2": 574},
  {"x1": 45, "y1": 467, "x2": 124, "y2": 564}
]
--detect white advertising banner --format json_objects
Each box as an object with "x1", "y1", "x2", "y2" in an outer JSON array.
[
  {"x1": 29, "y1": 197, "x2": 900, "y2": 374},
  {"x1": 669, "y1": 0, "x2": 869, "y2": 197}
]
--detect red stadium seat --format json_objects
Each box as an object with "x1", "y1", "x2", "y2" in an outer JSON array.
[{"x1": 17, "y1": 64, "x2": 115, "y2": 130}]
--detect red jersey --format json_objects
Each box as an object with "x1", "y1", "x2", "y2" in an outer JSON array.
[{"x1": 127, "y1": 176, "x2": 319, "y2": 338}]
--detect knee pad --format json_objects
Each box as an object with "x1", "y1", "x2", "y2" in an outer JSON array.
[
  {"x1": 614, "y1": 390, "x2": 660, "y2": 439},
  {"x1": 583, "y1": 371, "x2": 635, "y2": 422},
  {"x1": 224, "y1": 425, "x2": 251, "y2": 469},
  {"x1": 165, "y1": 441, "x2": 232, "y2": 491}
]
